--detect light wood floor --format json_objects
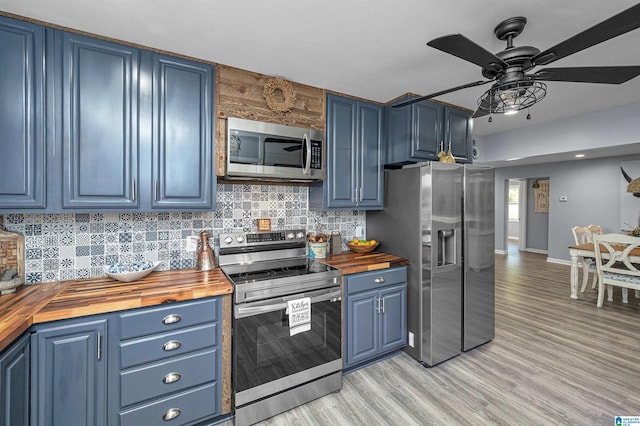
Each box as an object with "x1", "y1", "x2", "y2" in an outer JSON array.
[{"x1": 224, "y1": 245, "x2": 640, "y2": 425}]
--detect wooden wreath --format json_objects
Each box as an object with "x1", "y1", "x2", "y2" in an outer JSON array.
[{"x1": 263, "y1": 78, "x2": 297, "y2": 114}]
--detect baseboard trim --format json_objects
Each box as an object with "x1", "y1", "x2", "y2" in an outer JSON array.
[
  {"x1": 525, "y1": 248, "x2": 548, "y2": 255},
  {"x1": 495, "y1": 249, "x2": 507, "y2": 255},
  {"x1": 547, "y1": 257, "x2": 571, "y2": 266}
]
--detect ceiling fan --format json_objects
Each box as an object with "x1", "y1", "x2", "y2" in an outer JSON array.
[{"x1": 393, "y1": 3, "x2": 640, "y2": 119}]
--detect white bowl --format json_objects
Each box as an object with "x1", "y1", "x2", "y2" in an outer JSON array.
[{"x1": 104, "y1": 261, "x2": 160, "y2": 283}]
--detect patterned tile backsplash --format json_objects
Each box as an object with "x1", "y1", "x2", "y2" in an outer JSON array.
[{"x1": 1, "y1": 183, "x2": 365, "y2": 284}]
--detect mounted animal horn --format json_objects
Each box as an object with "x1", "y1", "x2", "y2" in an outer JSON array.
[{"x1": 621, "y1": 167, "x2": 640, "y2": 197}]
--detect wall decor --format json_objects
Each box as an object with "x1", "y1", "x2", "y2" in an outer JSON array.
[
  {"x1": 534, "y1": 179, "x2": 549, "y2": 213},
  {"x1": 263, "y1": 77, "x2": 297, "y2": 114},
  {"x1": 621, "y1": 160, "x2": 640, "y2": 230}
]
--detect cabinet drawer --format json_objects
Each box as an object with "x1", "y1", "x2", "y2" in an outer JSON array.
[
  {"x1": 119, "y1": 382, "x2": 217, "y2": 426},
  {"x1": 119, "y1": 298, "x2": 218, "y2": 340},
  {"x1": 346, "y1": 267, "x2": 407, "y2": 295},
  {"x1": 120, "y1": 348, "x2": 218, "y2": 407},
  {"x1": 120, "y1": 323, "x2": 217, "y2": 368}
]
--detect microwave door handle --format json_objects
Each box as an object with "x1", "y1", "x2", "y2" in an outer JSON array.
[{"x1": 303, "y1": 133, "x2": 311, "y2": 174}]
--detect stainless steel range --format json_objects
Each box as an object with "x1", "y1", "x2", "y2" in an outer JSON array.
[{"x1": 218, "y1": 229, "x2": 342, "y2": 426}]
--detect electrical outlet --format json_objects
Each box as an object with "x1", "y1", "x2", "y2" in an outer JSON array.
[
  {"x1": 408, "y1": 332, "x2": 414, "y2": 347},
  {"x1": 185, "y1": 237, "x2": 198, "y2": 252}
]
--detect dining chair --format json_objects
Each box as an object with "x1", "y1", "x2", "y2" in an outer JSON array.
[
  {"x1": 593, "y1": 233, "x2": 640, "y2": 308},
  {"x1": 571, "y1": 226, "x2": 599, "y2": 292}
]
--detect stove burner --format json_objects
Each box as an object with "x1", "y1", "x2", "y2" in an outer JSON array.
[{"x1": 237, "y1": 270, "x2": 277, "y2": 280}]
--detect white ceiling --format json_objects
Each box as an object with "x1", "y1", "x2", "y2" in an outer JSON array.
[{"x1": 1, "y1": 0, "x2": 640, "y2": 138}]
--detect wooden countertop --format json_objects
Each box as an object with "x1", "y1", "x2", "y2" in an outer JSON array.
[
  {"x1": 0, "y1": 251, "x2": 408, "y2": 352},
  {"x1": 0, "y1": 268, "x2": 233, "y2": 352},
  {"x1": 323, "y1": 251, "x2": 409, "y2": 275}
]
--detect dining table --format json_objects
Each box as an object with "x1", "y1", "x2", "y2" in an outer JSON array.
[{"x1": 568, "y1": 242, "x2": 640, "y2": 299}]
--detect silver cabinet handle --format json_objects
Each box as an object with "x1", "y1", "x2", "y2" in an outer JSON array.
[
  {"x1": 162, "y1": 372, "x2": 181, "y2": 384},
  {"x1": 162, "y1": 408, "x2": 181, "y2": 421},
  {"x1": 162, "y1": 314, "x2": 181, "y2": 325},
  {"x1": 97, "y1": 332, "x2": 101, "y2": 360},
  {"x1": 154, "y1": 180, "x2": 158, "y2": 201},
  {"x1": 375, "y1": 297, "x2": 380, "y2": 314},
  {"x1": 131, "y1": 179, "x2": 136, "y2": 201},
  {"x1": 359, "y1": 186, "x2": 363, "y2": 202},
  {"x1": 374, "y1": 277, "x2": 385, "y2": 283},
  {"x1": 163, "y1": 340, "x2": 181, "y2": 351},
  {"x1": 381, "y1": 297, "x2": 385, "y2": 314}
]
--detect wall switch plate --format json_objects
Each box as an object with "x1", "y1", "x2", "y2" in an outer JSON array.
[
  {"x1": 408, "y1": 332, "x2": 414, "y2": 347},
  {"x1": 185, "y1": 237, "x2": 198, "y2": 252}
]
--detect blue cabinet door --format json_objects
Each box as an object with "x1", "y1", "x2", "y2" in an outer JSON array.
[
  {"x1": 323, "y1": 94, "x2": 358, "y2": 209},
  {"x1": 386, "y1": 98, "x2": 443, "y2": 165},
  {"x1": 414, "y1": 101, "x2": 443, "y2": 159},
  {"x1": 0, "y1": 333, "x2": 30, "y2": 426},
  {"x1": 61, "y1": 32, "x2": 139, "y2": 209},
  {"x1": 356, "y1": 102, "x2": 384, "y2": 209},
  {"x1": 445, "y1": 106, "x2": 472, "y2": 163},
  {"x1": 149, "y1": 53, "x2": 215, "y2": 209},
  {"x1": 31, "y1": 318, "x2": 107, "y2": 426},
  {"x1": 379, "y1": 284, "x2": 407, "y2": 354},
  {"x1": 0, "y1": 16, "x2": 46, "y2": 210},
  {"x1": 310, "y1": 94, "x2": 383, "y2": 210},
  {"x1": 346, "y1": 288, "x2": 378, "y2": 367}
]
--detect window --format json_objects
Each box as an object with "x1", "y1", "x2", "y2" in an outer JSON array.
[{"x1": 508, "y1": 183, "x2": 519, "y2": 221}]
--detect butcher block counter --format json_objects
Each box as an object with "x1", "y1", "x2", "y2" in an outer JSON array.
[
  {"x1": 323, "y1": 251, "x2": 409, "y2": 275},
  {"x1": 0, "y1": 268, "x2": 232, "y2": 353}
]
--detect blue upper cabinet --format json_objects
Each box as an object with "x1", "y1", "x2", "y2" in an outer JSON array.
[
  {"x1": 147, "y1": 53, "x2": 215, "y2": 209},
  {"x1": 60, "y1": 32, "x2": 140, "y2": 209},
  {"x1": 309, "y1": 94, "x2": 384, "y2": 210},
  {"x1": 386, "y1": 97, "x2": 472, "y2": 165},
  {"x1": 445, "y1": 105, "x2": 472, "y2": 163},
  {"x1": 386, "y1": 97, "x2": 443, "y2": 164},
  {"x1": 0, "y1": 17, "x2": 46, "y2": 210}
]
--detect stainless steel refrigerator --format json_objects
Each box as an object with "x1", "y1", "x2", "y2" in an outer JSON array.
[{"x1": 366, "y1": 162, "x2": 494, "y2": 366}]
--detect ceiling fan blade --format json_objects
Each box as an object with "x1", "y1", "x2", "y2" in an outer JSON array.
[
  {"x1": 531, "y1": 3, "x2": 640, "y2": 67},
  {"x1": 427, "y1": 34, "x2": 508, "y2": 71},
  {"x1": 392, "y1": 80, "x2": 492, "y2": 108},
  {"x1": 472, "y1": 107, "x2": 490, "y2": 119},
  {"x1": 533, "y1": 66, "x2": 640, "y2": 84}
]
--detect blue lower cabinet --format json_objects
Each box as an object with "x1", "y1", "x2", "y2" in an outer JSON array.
[
  {"x1": 31, "y1": 317, "x2": 108, "y2": 426},
  {"x1": 344, "y1": 267, "x2": 407, "y2": 370},
  {"x1": 0, "y1": 332, "x2": 30, "y2": 426},
  {"x1": 114, "y1": 297, "x2": 222, "y2": 425}
]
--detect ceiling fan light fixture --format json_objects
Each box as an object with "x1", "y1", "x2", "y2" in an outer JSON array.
[{"x1": 478, "y1": 81, "x2": 547, "y2": 115}]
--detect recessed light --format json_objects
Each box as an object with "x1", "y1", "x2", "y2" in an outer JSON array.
[{"x1": 575, "y1": 154, "x2": 585, "y2": 158}]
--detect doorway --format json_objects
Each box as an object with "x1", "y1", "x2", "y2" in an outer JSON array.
[{"x1": 507, "y1": 179, "x2": 527, "y2": 253}]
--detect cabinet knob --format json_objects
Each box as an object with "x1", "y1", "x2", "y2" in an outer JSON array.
[
  {"x1": 162, "y1": 407, "x2": 181, "y2": 421},
  {"x1": 163, "y1": 340, "x2": 182, "y2": 351},
  {"x1": 162, "y1": 314, "x2": 181, "y2": 325},
  {"x1": 374, "y1": 277, "x2": 385, "y2": 283},
  {"x1": 162, "y1": 372, "x2": 182, "y2": 384}
]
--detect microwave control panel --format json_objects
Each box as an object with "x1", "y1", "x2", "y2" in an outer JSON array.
[{"x1": 310, "y1": 140, "x2": 323, "y2": 169}]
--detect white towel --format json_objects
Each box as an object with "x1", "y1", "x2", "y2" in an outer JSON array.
[{"x1": 287, "y1": 297, "x2": 311, "y2": 336}]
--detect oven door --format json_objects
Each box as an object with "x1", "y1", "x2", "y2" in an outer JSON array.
[{"x1": 233, "y1": 286, "x2": 342, "y2": 406}]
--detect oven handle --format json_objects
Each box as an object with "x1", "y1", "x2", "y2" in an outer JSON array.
[{"x1": 235, "y1": 287, "x2": 341, "y2": 318}]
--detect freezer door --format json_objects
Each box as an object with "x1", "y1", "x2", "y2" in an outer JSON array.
[{"x1": 463, "y1": 165, "x2": 495, "y2": 351}]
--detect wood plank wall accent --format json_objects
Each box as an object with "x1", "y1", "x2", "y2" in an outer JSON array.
[{"x1": 215, "y1": 65, "x2": 326, "y2": 176}]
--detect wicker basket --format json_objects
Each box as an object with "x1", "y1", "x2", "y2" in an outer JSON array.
[{"x1": 346, "y1": 241, "x2": 379, "y2": 254}]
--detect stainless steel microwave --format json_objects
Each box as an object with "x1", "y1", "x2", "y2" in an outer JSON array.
[{"x1": 226, "y1": 117, "x2": 325, "y2": 182}]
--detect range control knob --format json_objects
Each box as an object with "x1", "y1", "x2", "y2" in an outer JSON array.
[
  {"x1": 296, "y1": 231, "x2": 305, "y2": 240},
  {"x1": 286, "y1": 232, "x2": 295, "y2": 240},
  {"x1": 236, "y1": 235, "x2": 245, "y2": 243},
  {"x1": 223, "y1": 236, "x2": 233, "y2": 245}
]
